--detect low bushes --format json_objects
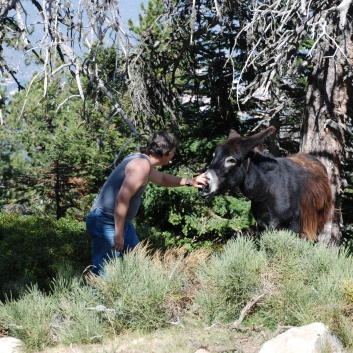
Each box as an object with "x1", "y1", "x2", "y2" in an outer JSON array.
[
  {"x1": 195, "y1": 236, "x2": 267, "y2": 323},
  {"x1": 1, "y1": 225, "x2": 353, "y2": 352},
  {"x1": 0, "y1": 212, "x2": 91, "y2": 300},
  {"x1": 87, "y1": 246, "x2": 210, "y2": 332}
]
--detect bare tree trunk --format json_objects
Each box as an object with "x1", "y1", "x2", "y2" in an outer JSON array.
[{"x1": 300, "y1": 20, "x2": 353, "y2": 245}]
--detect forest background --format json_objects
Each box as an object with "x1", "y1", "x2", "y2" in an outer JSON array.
[{"x1": 0, "y1": 0, "x2": 353, "y2": 298}]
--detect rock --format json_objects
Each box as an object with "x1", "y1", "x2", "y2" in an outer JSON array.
[
  {"x1": 0, "y1": 337, "x2": 24, "y2": 353},
  {"x1": 259, "y1": 322, "x2": 343, "y2": 353}
]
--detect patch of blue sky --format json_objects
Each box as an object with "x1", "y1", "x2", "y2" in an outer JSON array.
[{"x1": 1, "y1": 0, "x2": 146, "y2": 97}]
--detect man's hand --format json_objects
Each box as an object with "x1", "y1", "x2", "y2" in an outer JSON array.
[
  {"x1": 112, "y1": 233, "x2": 124, "y2": 252},
  {"x1": 191, "y1": 173, "x2": 209, "y2": 189}
]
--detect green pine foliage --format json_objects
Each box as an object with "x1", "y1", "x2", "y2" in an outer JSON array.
[
  {"x1": 128, "y1": 0, "x2": 168, "y2": 37},
  {"x1": 0, "y1": 62, "x2": 135, "y2": 220},
  {"x1": 136, "y1": 180, "x2": 255, "y2": 250}
]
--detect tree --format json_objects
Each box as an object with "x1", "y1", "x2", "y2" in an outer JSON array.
[
  {"x1": 1, "y1": 0, "x2": 352, "y2": 245},
  {"x1": 300, "y1": 3, "x2": 353, "y2": 245},
  {"x1": 225, "y1": 0, "x2": 353, "y2": 245},
  {"x1": 0, "y1": 0, "x2": 141, "y2": 138},
  {"x1": 0, "y1": 68, "x2": 134, "y2": 219},
  {"x1": 130, "y1": 0, "x2": 353, "y2": 244}
]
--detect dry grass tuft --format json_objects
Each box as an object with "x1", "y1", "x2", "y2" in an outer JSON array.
[
  {"x1": 153, "y1": 246, "x2": 211, "y2": 277},
  {"x1": 152, "y1": 246, "x2": 212, "y2": 321},
  {"x1": 341, "y1": 280, "x2": 353, "y2": 304}
]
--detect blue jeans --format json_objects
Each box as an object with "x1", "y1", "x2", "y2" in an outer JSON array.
[{"x1": 86, "y1": 208, "x2": 140, "y2": 276}]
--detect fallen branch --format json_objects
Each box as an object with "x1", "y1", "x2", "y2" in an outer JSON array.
[
  {"x1": 232, "y1": 292, "x2": 266, "y2": 330},
  {"x1": 69, "y1": 343, "x2": 78, "y2": 353}
]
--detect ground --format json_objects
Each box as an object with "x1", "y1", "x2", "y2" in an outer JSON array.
[{"x1": 37, "y1": 325, "x2": 269, "y2": 353}]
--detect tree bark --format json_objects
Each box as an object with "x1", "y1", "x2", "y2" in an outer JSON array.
[{"x1": 300, "y1": 18, "x2": 353, "y2": 245}]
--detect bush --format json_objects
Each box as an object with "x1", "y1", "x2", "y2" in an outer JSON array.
[
  {"x1": 254, "y1": 230, "x2": 353, "y2": 346},
  {"x1": 195, "y1": 236, "x2": 267, "y2": 323},
  {"x1": 192, "y1": 230, "x2": 353, "y2": 348},
  {"x1": 0, "y1": 212, "x2": 91, "y2": 300},
  {"x1": 50, "y1": 276, "x2": 107, "y2": 346},
  {"x1": 87, "y1": 245, "x2": 189, "y2": 332},
  {"x1": 0, "y1": 245, "x2": 210, "y2": 351},
  {"x1": 136, "y1": 182, "x2": 255, "y2": 250},
  {"x1": 0, "y1": 278, "x2": 106, "y2": 351},
  {"x1": 2, "y1": 229, "x2": 353, "y2": 351},
  {"x1": 0, "y1": 285, "x2": 56, "y2": 351}
]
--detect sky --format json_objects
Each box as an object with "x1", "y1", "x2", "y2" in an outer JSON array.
[
  {"x1": 2, "y1": 0, "x2": 146, "y2": 96},
  {"x1": 120, "y1": 0, "x2": 145, "y2": 29}
]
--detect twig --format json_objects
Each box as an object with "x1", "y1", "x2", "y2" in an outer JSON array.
[
  {"x1": 232, "y1": 292, "x2": 266, "y2": 329},
  {"x1": 56, "y1": 95, "x2": 81, "y2": 113},
  {"x1": 85, "y1": 305, "x2": 116, "y2": 313},
  {"x1": 234, "y1": 325, "x2": 263, "y2": 332},
  {"x1": 69, "y1": 343, "x2": 78, "y2": 353},
  {"x1": 272, "y1": 325, "x2": 295, "y2": 337},
  {"x1": 168, "y1": 316, "x2": 185, "y2": 328}
]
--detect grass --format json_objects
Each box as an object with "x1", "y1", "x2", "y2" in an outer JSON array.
[
  {"x1": 1, "y1": 230, "x2": 353, "y2": 352},
  {"x1": 195, "y1": 236, "x2": 267, "y2": 324},
  {"x1": 35, "y1": 324, "x2": 263, "y2": 353}
]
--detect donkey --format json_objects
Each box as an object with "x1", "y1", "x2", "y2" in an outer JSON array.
[{"x1": 199, "y1": 126, "x2": 332, "y2": 241}]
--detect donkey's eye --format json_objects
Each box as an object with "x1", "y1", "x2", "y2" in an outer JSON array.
[{"x1": 224, "y1": 156, "x2": 237, "y2": 168}]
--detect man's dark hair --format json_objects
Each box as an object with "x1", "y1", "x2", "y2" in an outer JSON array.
[{"x1": 142, "y1": 131, "x2": 179, "y2": 157}]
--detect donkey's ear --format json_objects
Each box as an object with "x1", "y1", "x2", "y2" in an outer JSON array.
[
  {"x1": 240, "y1": 126, "x2": 276, "y2": 154},
  {"x1": 228, "y1": 129, "x2": 241, "y2": 140}
]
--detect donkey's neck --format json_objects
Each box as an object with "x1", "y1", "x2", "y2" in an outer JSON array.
[{"x1": 240, "y1": 153, "x2": 277, "y2": 201}]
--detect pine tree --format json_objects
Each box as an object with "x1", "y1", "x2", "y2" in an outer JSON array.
[{"x1": 0, "y1": 67, "x2": 132, "y2": 220}]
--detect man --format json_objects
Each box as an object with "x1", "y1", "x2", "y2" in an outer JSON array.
[{"x1": 86, "y1": 131, "x2": 208, "y2": 276}]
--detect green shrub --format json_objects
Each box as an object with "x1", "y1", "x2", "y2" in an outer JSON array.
[
  {"x1": 87, "y1": 245, "x2": 186, "y2": 332},
  {"x1": 1, "y1": 231, "x2": 353, "y2": 351},
  {"x1": 195, "y1": 236, "x2": 267, "y2": 323},
  {"x1": 136, "y1": 182, "x2": 255, "y2": 250},
  {"x1": 0, "y1": 285, "x2": 56, "y2": 351},
  {"x1": 192, "y1": 230, "x2": 353, "y2": 348},
  {"x1": 50, "y1": 277, "x2": 108, "y2": 345},
  {"x1": 253, "y1": 230, "x2": 353, "y2": 346},
  {"x1": 0, "y1": 212, "x2": 91, "y2": 300},
  {"x1": 0, "y1": 277, "x2": 107, "y2": 351}
]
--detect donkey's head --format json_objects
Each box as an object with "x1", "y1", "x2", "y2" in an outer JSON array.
[{"x1": 199, "y1": 126, "x2": 276, "y2": 198}]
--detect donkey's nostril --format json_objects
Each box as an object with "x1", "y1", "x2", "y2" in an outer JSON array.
[{"x1": 201, "y1": 184, "x2": 210, "y2": 193}]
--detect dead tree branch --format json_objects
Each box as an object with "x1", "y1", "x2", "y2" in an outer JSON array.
[{"x1": 232, "y1": 292, "x2": 266, "y2": 330}]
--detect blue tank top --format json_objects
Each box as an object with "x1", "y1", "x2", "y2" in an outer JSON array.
[{"x1": 93, "y1": 153, "x2": 151, "y2": 221}]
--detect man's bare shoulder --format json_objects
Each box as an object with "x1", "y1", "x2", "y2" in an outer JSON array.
[{"x1": 125, "y1": 155, "x2": 151, "y2": 175}]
